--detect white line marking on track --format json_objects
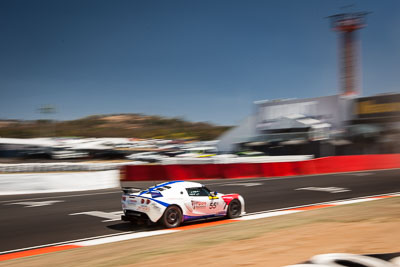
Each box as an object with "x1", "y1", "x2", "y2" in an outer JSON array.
[
  {"x1": 222, "y1": 182, "x2": 263, "y2": 187},
  {"x1": 0, "y1": 190, "x2": 121, "y2": 204},
  {"x1": 69, "y1": 211, "x2": 123, "y2": 222},
  {"x1": 348, "y1": 172, "x2": 374, "y2": 176},
  {"x1": 237, "y1": 210, "x2": 301, "y2": 220},
  {"x1": 295, "y1": 187, "x2": 350, "y2": 193},
  {"x1": 332, "y1": 198, "x2": 375, "y2": 205},
  {"x1": 73, "y1": 230, "x2": 179, "y2": 246},
  {"x1": 5, "y1": 200, "x2": 64, "y2": 208}
]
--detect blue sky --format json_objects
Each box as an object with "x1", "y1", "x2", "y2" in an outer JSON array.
[{"x1": 0, "y1": 0, "x2": 399, "y2": 125}]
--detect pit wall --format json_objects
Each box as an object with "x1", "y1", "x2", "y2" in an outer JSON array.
[
  {"x1": 0, "y1": 170, "x2": 119, "y2": 195},
  {"x1": 121, "y1": 154, "x2": 400, "y2": 181}
]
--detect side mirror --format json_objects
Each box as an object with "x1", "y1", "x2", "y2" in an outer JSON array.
[{"x1": 210, "y1": 191, "x2": 218, "y2": 197}]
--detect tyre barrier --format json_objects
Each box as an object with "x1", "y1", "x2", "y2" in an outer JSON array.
[{"x1": 121, "y1": 154, "x2": 400, "y2": 181}]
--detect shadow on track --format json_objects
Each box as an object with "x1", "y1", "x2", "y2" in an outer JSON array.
[
  {"x1": 107, "y1": 217, "x2": 228, "y2": 232},
  {"x1": 107, "y1": 222, "x2": 162, "y2": 232}
]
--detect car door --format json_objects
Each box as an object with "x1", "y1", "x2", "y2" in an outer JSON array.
[
  {"x1": 185, "y1": 187, "x2": 212, "y2": 217},
  {"x1": 186, "y1": 187, "x2": 225, "y2": 217}
]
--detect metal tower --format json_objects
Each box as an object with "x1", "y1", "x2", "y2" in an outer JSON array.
[{"x1": 328, "y1": 12, "x2": 369, "y2": 96}]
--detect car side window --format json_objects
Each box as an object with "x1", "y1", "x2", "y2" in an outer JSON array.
[{"x1": 186, "y1": 187, "x2": 210, "y2": 197}]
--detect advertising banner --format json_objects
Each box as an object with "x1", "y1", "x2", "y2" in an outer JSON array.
[
  {"x1": 255, "y1": 95, "x2": 352, "y2": 131},
  {"x1": 355, "y1": 93, "x2": 400, "y2": 119}
]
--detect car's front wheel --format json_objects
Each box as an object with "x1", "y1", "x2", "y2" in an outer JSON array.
[
  {"x1": 227, "y1": 199, "x2": 241, "y2": 219},
  {"x1": 161, "y1": 205, "x2": 182, "y2": 228}
]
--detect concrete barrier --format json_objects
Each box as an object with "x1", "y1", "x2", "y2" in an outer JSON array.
[
  {"x1": 0, "y1": 170, "x2": 119, "y2": 195},
  {"x1": 122, "y1": 154, "x2": 400, "y2": 181}
]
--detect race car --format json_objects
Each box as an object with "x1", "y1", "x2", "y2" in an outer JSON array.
[{"x1": 121, "y1": 180, "x2": 245, "y2": 228}]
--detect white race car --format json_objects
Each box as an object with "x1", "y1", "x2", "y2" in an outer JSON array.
[{"x1": 121, "y1": 181, "x2": 245, "y2": 228}]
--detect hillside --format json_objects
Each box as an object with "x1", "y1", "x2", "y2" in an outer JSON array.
[{"x1": 0, "y1": 114, "x2": 231, "y2": 140}]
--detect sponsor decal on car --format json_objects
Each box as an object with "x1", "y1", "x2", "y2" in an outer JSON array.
[
  {"x1": 136, "y1": 206, "x2": 150, "y2": 212},
  {"x1": 191, "y1": 200, "x2": 207, "y2": 209}
]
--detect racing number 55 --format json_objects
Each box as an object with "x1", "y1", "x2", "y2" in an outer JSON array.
[{"x1": 209, "y1": 202, "x2": 217, "y2": 209}]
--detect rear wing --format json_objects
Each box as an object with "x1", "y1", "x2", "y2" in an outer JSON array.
[{"x1": 121, "y1": 187, "x2": 142, "y2": 194}]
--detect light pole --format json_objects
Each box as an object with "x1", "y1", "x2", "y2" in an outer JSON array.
[{"x1": 38, "y1": 105, "x2": 56, "y2": 137}]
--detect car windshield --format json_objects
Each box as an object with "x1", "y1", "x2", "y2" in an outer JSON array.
[{"x1": 186, "y1": 186, "x2": 211, "y2": 197}]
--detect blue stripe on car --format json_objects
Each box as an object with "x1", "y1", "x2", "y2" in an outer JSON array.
[
  {"x1": 139, "y1": 180, "x2": 184, "y2": 196},
  {"x1": 138, "y1": 195, "x2": 170, "y2": 207}
]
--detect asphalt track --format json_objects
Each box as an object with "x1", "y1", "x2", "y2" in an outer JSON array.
[{"x1": 0, "y1": 168, "x2": 399, "y2": 253}]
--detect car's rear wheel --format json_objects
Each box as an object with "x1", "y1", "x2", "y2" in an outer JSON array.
[
  {"x1": 227, "y1": 199, "x2": 241, "y2": 219},
  {"x1": 161, "y1": 205, "x2": 182, "y2": 228}
]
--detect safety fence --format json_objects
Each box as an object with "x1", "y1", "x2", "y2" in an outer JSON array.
[
  {"x1": 160, "y1": 155, "x2": 313, "y2": 165},
  {"x1": 0, "y1": 162, "x2": 138, "y2": 173},
  {"x1": 121, "y1": 154, "x2": 400, "y2": 181}
]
